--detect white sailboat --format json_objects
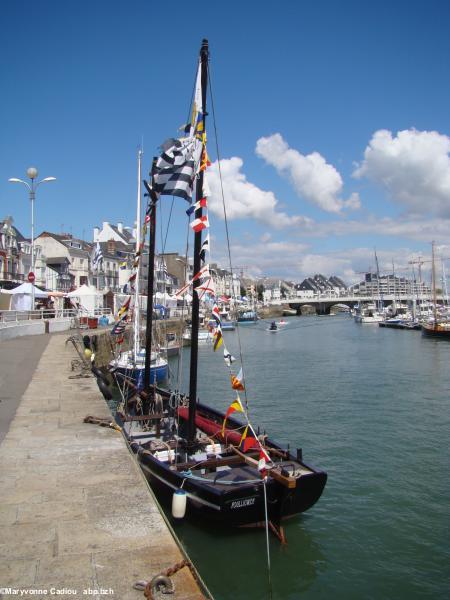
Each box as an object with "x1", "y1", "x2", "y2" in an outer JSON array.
[{"x1": 110, "y1": 149, "x2": 168, "y2": 384}]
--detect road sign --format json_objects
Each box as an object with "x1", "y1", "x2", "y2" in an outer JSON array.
[{"x1": 28, "y1": 272, "x2": 35, "y2": 283}]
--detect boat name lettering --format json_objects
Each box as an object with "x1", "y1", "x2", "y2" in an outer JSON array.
[{"x1": 230, "y1": 498, "x2": 256, "y2": 509}]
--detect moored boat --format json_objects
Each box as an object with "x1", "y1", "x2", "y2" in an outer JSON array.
[
  {"x1": 106, "y1": 40, "x2": 326, "y2": 535},
  {"x1": 237, "y1": 309, "x2": 258, "y2": 324},
  {"x1": 354, "y1": 303, "x2": 384, "y2": 323},
  {"x1": 422, "y1": 321, "x2": 450, "y2": 337},
  {"x1": 422, "y1": 242, "x2": 450, "y2": 339},
  {"x1": 111, "y1": 349, "x2": 168, "y2": 383}
]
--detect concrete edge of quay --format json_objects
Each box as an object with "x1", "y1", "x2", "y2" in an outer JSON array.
[
  {"x1": 0, "y1": 332, "x2": 210, "y2": 600},
  {"x1": 0, "y1": 319, "x2": 74, "y2": 342}
]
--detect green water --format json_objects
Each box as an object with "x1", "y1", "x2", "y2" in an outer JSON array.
[{"x1": 165, "y1": 315, "x2": 449, "y2": 600}]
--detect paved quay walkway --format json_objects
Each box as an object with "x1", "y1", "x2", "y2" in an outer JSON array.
[
  {"x1": 0, "y1": 334, "x2": 50, "y2": 444},
  {"x1": 0, "y1": 333, "x2": 208, "y2": 599}
]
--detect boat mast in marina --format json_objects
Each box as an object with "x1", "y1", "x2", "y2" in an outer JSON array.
[
  {"x1": 188, "y1": 39, "x2": 208, "y2": 445},
  {"x1": 106, "y1": 39, "x2": 327, "y2": 534},
  {"x1": 422, "y1": 241, "x2": 450, "y2": 337},
  {"x1": 143, "y1": 161, "x2": 158, "y2": 397},
  {"x1": 134, "y1": 148, "x2": 142, "y2": 361},
  {"x1": 432, "y1": 240, "x2": 437, "y2": 324}
]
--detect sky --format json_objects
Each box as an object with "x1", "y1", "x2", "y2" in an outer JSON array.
[{"x1": 2, "y1": 0, "x2": 450, "y2": 286}]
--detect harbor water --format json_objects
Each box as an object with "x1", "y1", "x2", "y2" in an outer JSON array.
[{"x1": 163, "y1": 315, "x2": 449, "y2": 600}]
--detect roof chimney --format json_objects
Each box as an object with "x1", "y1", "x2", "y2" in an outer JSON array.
[{"x1": 117, "y1": 222, "x2": 123, "y2": 233}]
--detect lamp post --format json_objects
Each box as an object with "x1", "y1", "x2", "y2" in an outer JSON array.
[{"x1": 9, "y1": 167, "x2": 56, "y2": 309}]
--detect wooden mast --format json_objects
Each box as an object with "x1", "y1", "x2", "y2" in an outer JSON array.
[
  {"x1": 143, "y1": 163, "x2": 158, "y2": 405},
  {"x1": 134, "y1": 148, "x2": 143, "y2": 360},
  {"x1": 188, "y1": 39, "x2": 209, "y2": 444},
  {"x1": 431, "y1": 240, "x2": 437, "y2": 327}
]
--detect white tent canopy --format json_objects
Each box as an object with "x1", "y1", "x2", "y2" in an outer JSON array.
[
  {"x1": 66, "y1": 284, "x2": 103, "y2": 315},
  {"x1": 154, "y1": 292, "x2": 179, "y2": 308},
  {"x1": 3, "y1": 282, "x2": 48, "y2": 311}
]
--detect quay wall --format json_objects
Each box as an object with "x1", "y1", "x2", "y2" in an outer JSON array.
[{"x1": 0, "y1": 318, "x2": 73, "y2": 342}]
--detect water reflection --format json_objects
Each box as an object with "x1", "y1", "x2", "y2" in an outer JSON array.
[{"x1": 168, "y1": 509, "x2": 326, "y2": 600}]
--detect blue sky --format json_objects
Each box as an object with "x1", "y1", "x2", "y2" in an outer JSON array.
[{"x1": 2, "y1": 0, "x2": 450, "y2": 285}]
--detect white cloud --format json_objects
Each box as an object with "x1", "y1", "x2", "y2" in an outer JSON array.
[
  {"x1": 287, "y1": 213, "x2": 450, "y2": 244},
  {"x1": 255, "y1": 133, "x2": 360, "y2": 213},
  {"x1": 224, "y1": 240, "x2": 311, "y2": 279},
  {"x1": 206, "y1": 157, "x2": 308, "y2": 228},
  {"x1": 260, "y1": 232, "x2": 272, "y2": 243},
  {"x1": 218, "y1": 238, "x2": 431, "y2": 285},
  {"x1": 353, "y1": 128, "x2": 450, "y2": 216},
  {"x1": 221, "y1": 239, "x2": 373, "y2": 283}
]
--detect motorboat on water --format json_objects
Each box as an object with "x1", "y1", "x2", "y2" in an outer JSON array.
[
  {"x1": 268, "y1": 321, "x2": 278, "y2": 332},
  {"x1": 354, "y1": 303, "x2": 384, "y2": 324},
  {"x1": 182, "y1": 328, "x2": 212, "y2": 344}
]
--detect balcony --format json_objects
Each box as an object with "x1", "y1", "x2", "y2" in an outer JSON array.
[{"x1": 1, "y1": 271, "x2": 25, "y2": 282}]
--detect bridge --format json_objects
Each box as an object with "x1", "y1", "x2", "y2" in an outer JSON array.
[{"x1": 284, "y1": 294, "x2": 435, "y2": 315}]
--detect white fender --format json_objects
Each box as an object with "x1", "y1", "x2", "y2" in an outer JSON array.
[{"x1": 172, "y1": 489, "x2": 187, "y2": 519}]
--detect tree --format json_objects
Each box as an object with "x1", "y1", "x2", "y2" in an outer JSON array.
[{"x1": 257, "y1": 283, "x2": 265, "y2": 301}]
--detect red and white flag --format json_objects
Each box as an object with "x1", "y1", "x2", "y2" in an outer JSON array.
[
  {"x1": 195, "y1": 276, "x2": 216, "y2": 299},
  {"x1": 258, "y1": 448, "x2": 270, "y2": 479},
  {"x1": 190, "y1": 215, "x2": 209, "y2": 233}
]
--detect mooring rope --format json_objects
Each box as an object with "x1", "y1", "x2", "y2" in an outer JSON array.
[{"x1": 263, "y1": 479, "x2": 273, "y2": 599}]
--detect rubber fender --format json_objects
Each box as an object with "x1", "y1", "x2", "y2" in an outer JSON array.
[
  {"x1": 91, "y1": 366, "x2": 110, "y2": 386},
  {"x1": 96, "y1": 377, "x2": 113, "y2": 401}
]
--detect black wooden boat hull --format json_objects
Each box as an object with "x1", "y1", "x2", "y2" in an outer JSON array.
[
  {"x1": 137, "y1": 450, "x2": 326, "y2": 527},
  {"x1": 422, "y1": 324, "x2": 450, "y2": 338},
  {"x1": 130, "y1": 400, "x2": 327, "y2": 528}
]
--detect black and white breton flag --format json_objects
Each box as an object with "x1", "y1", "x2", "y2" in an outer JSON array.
[
  {"x1": 92, "y1": 241, "x2": 103, "y2": 270},
  {"x1": 159, "y1": 260, "x2": 168, "y2": 276},
  {"x1": 152, "y1": 137, "x2": 201, "y2": 202},
  {"x1": 199, "y1": 234, "x2": 210, "y2": 263}
]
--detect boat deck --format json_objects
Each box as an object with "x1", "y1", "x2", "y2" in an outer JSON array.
[{"x1": 199, "y1": 464, "x2": 258, "y2": 485}]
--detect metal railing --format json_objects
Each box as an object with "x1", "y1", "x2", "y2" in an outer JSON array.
[
  {"x1": 1, "y1": 272, "x2": 25, "y2": 282},
  {"x1": 0, "y1": 307, "x2": 112, "y2": 326}
]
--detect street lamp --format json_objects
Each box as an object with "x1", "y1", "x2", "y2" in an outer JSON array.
[{"x1": 8, "y1": 167, "x2": 56, "y2": 309}]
